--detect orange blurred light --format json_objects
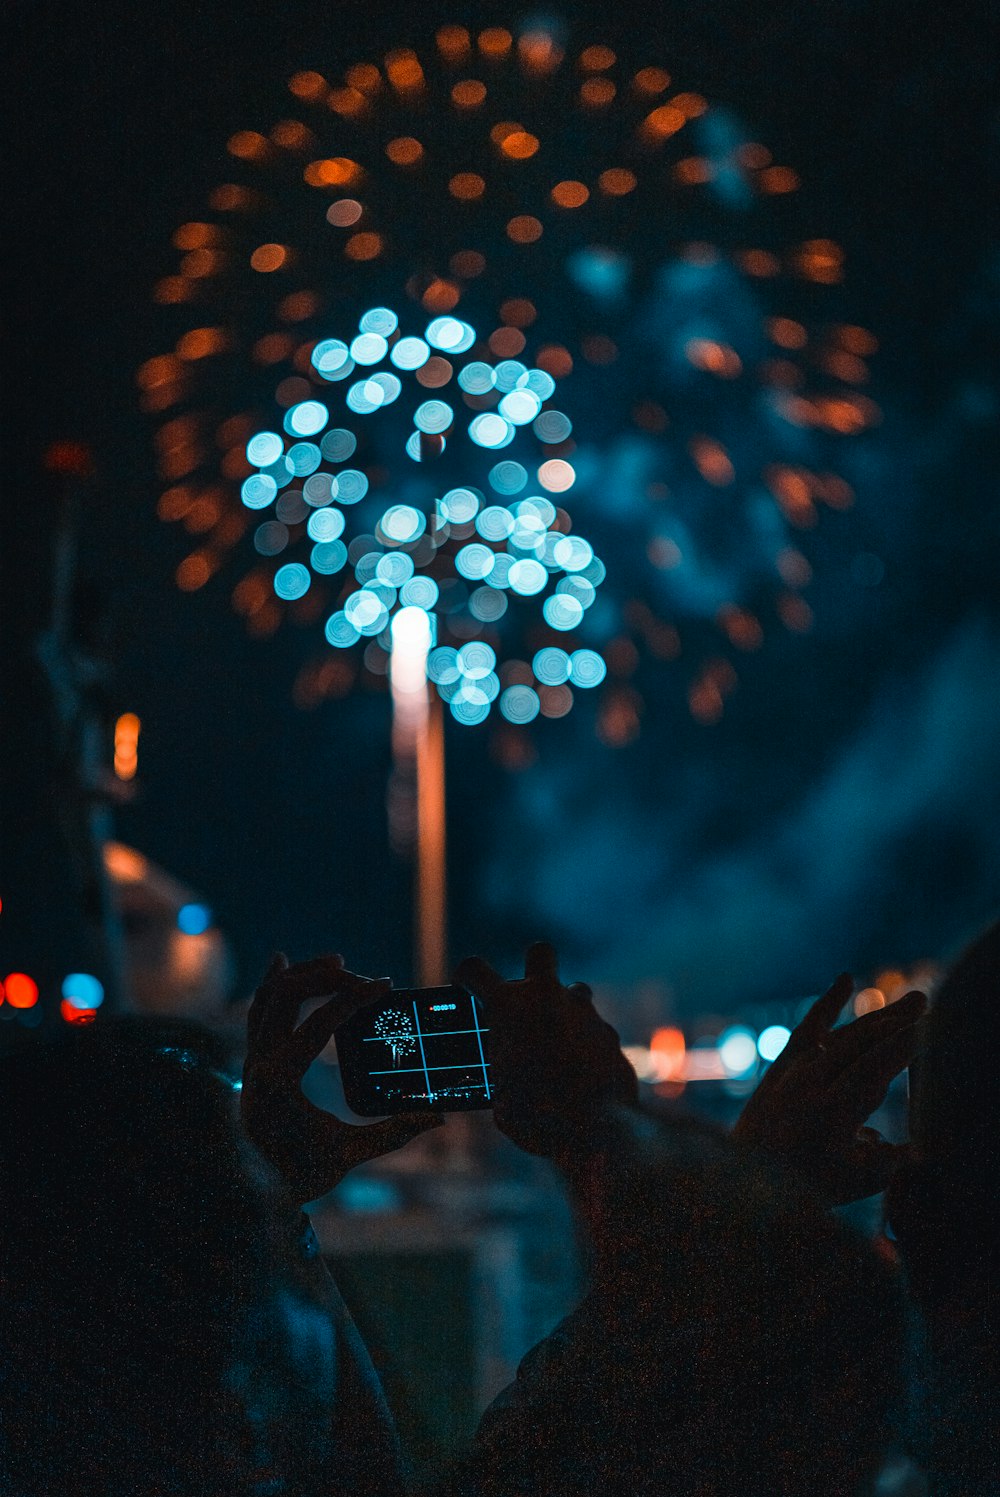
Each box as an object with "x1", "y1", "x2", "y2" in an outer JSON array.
[
  {"x1": 835, "y1": 324, "x2": 878, "y2": 356},
  {"x1": 518, "y1": 30, "x2": 562, "y2": 72},
  {"x1": 737, "y1": 248, "x2": 780, "y2": 277},
  {"x1": 580, "y1": 77, "x2": 616, "y2": 106},
  {"x1": 488, "y1": 326, "x2": 526, "y2": 357},
  {"x1": 579, "y1": 44, "x2": 616, "y2": 70},
  {"x1": 689, "y1": 436, "x2": 735, "y2": 485},
  {"x1": 506, "y1": 215, "x2": 543, "y2": 243},
  {"x1": 633, "y1": 66, "x2": 671, "y2": 93},
  {"x1": 345, "y1": 63, "x2": 381, "y2": 94},
  {"x1": 685, "y1": 339, "x2": 742, "y2": 377},
  {"x1": 271, "y1": 119, "x2": 312, "y2": 150},
  {"x1": 288, "y1": 70, "x2": 328, "y2": 101},
  {"x1": 176, "y1": 327, "x2": 227, "y2": 360},
  {"x1": 500, "y1": 130, "x2": 540, "y2": 159},
  {"x1": 777, "y1": 594, "x2": 814, "y2": 632},
  {"x1": 176, "y1": 553, "x2": 214, "y2": 591},
  {"x1": 643, "y1": 104, "x2": 685, "y2": 138},
  {"x1": 173, "y1": 221, "x2": 219, "y2": 250},
  {"x1": 345, "y1": 232, "x2": 383, "y2": 261},
  {"x1": 718, "y1": 606, "x2": 764, "y2": 650},
  {"x1": 758, "y1": 166, "x2": 800, "y2": 193},
  {"x1": 449, "y1": 172, "x2": 485, "y2": 200},
  {"x1": 451, "y1": 79, "x2": 486, "y2": 107},
  {"x1": 385, "y1": 49, "x2": 425, "y2": 93},
  {"x1": 854, "y1": 987, "x2": 886, "y2": 1017},
  {"x1": 737, "y1": 142, "x2": 772, "y2": 168},
  {"x1": 767, "y1": 317, "x2": 808, "y2": 350},
  {"x1": 386, "y1": 136, "x2": 424, "y2": 165},
  {"x1": 499, "y1": 297, "x2": 536, "y2": 327},
  {"x1": 415, "y1": 356, "x2": 453, "y2": 387},
  {"x1": 598, "y1": 167, "x2": 637, "y2": 196},
  {"x1": 490, "y1": 119, "x2": 522, "y2": 145},
  {"x1": 227, "y1": 130, "x2": 268, "y2": 160},
  {"x1": 304, "y1": 157, "x2": 361, "y2": 187},
  {"x1": 250, "y1": 243, "x2": 288, "y2": 273},
  {"x1": 673, "y1": 156, "x2": 714, "y2": 185},
  {"x1": 671, "y1": 92, "x2": 708, "y2": 117},
  {"x1": 208, "y1": 183, "x2": 253, "y2": 212},
  {"x1": 436, "y1": 24, "x2": 471, "y2": 61},
  {"x1": 633, "y1": 400, "x2": 668, "y2": 432},
  {"x1": 535, "y1": 344, "x2": 573, "y2": 378},
  {"x1": 649, "y1": 1026, "x2": 686, "y2": 1080},
  {"x1": 551, "y1": 179, "x2": 589, "y2": 208},
  {"x1": 450, "y1": 249, "x2": 486, "y2": 278},
  {"x1": 61, "y1": 999, "x2": 96, "y2": 1025},
  {"x1": 43, "y1": 440, "x2": 94, "y2": 476},
  {"x1": 538, "y1": 459, "x2": 575, "y2": 492},
  {"x1": 328, "y1": 86, "x2": 366, "y2": 117},
  {"x1": 421, "y1": 278, "x2": 461, "y2": 312},
  {"x1": 5, "y1": 973, "x2": 39, "y2": 1009},
  {"x1": 478, "y1": 27, "x2": 513, "y2": 56},
  {"x1": 154, "y1": 277, "x2": 195, "y2": 304},
  {"x1": 278, "y1": 290, "x2": 319, "y2": 322},
  {"x1": 777, "y1": 548, "x2": 812, "y2": 587}
]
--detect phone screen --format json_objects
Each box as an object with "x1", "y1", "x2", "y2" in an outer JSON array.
[{"x1": 335, "y1": 984, "x2": 492, "y2": 1115}]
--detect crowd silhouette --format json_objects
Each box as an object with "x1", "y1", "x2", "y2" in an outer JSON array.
[{"x1": 1, "y1": 923, "x2": 996, "y2": 1495}]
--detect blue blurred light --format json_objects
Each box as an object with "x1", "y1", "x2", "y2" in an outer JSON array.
[
  {"x1": 720, "y1": 1027, "x2": 759, "y2": 1077},
  {"x1": 554, "y1": 535, "x2": 594, "y2": 572},
  {"x1": 344, "y1": 590, "x2": 385, "y2": 629},
  {"x1": 241, "y1": 474, "x2": 277, "y2": 510},
  {"x1": 533, "y1": 647, "x2": 572, "y2": 685},
  {"x1": 311, "y1": 540, "x2": 348, "y2": 574},
  {"x1": 557, "y1": 575, "x2": 596, "y2": 609},
  {"x1": 469, "y1": 586, "x2": 507, "y2": 621},
  {"x1": 415, "y1": 400, "x2": 453, "y2": 435},
  {"x1": 489, "y1": 461, "x2": 528, "y2": 495},
  {"x1": 517, "y1": 496, "x2": 557, "y2": 527},
  {"x1": 499, "y1": 389, "x2": 542, "y2": 426},
  {"x1": 368, "y1": 371, "x2": 402, "y2": 404},
  {"x1": 325, "y1": 611, "x2": 360, "y2": 647},
  {"x1": 320, "y1": 428, "x2": 357, "y2": 462},
  {"x1": 285, "y1": 401, "x2": 329, "y2": 437},
  {"x1": 177, "y1": 903, "x2": 212, "y2": 936},
  {"x1": 335, "y1": 470, "x2": 368, "y2": 503},
  {"x1": 400, "y1": 575, "x2": 438, "y2": 609},
  {"x1": 254, "y1": 521, "x2": 289, "y2": 556},
  {"x1": 376, "y1": 552, "x2": 414, "y2": 587},
  {"x1": 520, "y1": 368, "x2": 556, "y2": 400},
  {"x1": 569, "y1": 649, "x2": 606, "y2": 687},
  {"x1": 303, "y1": 472, "x2": 337, "y2": 507},
  {"x1": 440, "y1": 487, "x2": 480, "y2": 522},
  {"x1": 580, "y1": 556, "x2": 607, "y2": 587},
  {"x1": 380, "y1": 504, "x2": 425, "y2": 543},
  {"x1": 477, "y1": 505, "x2": 515, "y2": 541},
  {"x1": 426, "y1": 316, "x2": 467, "y2": 351},
  {"x1": 458, "y1": 362, "x2": 496, "y2": 394},
  {"x1": 458, "y1": 641, "x2": 496, "y2": 679},
  {"x1": 469, "y1": 413, "x2": 513, "y2": 449},
  {"x1": 758, "y1": 1025, "x2": 791, "y2": 1062},
  {"x1": 347, "y1": 379, "x2": 384, "y2": 415},
  {"x1": 487, "y1": 553, "x2": 515, "y2": 588},
  {"x1": 450, "y1": 696, "x2": 491, "y2": 725},
  {"x1": 307, "y1": 507, "x2": 346, "y2": 541},
  {"x1": 259, "y1": 455, "x2": 295, "y2": 489},
  {"x1": 493, "y1": 360, "x2": 527, "y2": 392},
  {"x1": 274, "y1": 563, "x2": 312, "y2": 600},
  {"x1": 359, "y1": 306, "x2": 398, "y2": 336},
  {"x1": 428, "y1": 646, "x2": 460, "y2": 685},
  {"x1": 500, "y1": 685, "x2": 540, "y2": 723},
  {"x1": 508, "y1": 559, "x2": 548, "y2": 595},
  {"x1": 61, "y1": 972, "x2": 105, "y2": 1009},
  {"x1": 350, "y1": 332, "x2": 388, "y2": 365},
  {"x1": 247, "y1": 431, "x2": 283, "y2": 466},
  {"x1": 533, "y1": 410, "x2": 572, "y2": 444},
  {"x1": 455, "y1": 543, "x2": 495, "y2": 581},
  {"x1": 312, "y1": 339, "x2": 350, "y2": 376},
  {"x1": 391, "y1": 336, "x2": 430, "y2": 370},
  {"x1": 285, "y1": 442, "x2": 322, "y2": 476},
  {"x1": 543, "y1": 594, "x2": 584, "y2": 630}
]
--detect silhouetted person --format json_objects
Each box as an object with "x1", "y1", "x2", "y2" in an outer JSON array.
[
  {"x1": 889, "y1": 918, "x2": 1000, "y2": 1492},
  {"x1": 0, "y1": 1010, "x2": 416, "y2": 1497}
]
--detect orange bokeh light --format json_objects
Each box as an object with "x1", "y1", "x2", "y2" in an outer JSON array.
[
  {"x1": 326, "y1": 198, "x2": 363, "y2": 227},
  {"x1": 4, "y1": 973, "x2": 39, "y2": 1009},
  {"x1": 499, "y1": 298, "x2": 536, "y2": 327},
  {"x1": 288, "y1": 70, "x2": 328, "y2": 101},
  {"x1": 633, "y1": 66, "x2": 670, "y2": 93},
  {"x1": 449, "y1": 172, "x2": 486, "y2": 200},
  {"x1": 451, "y1": 79, "x2": 487, "y2": 107},
  {"x1": 598, "y1": 167, "x2": 637, "y2": 195},
  {"x1": 579, "y1": 44, "x2": 616, "y2": 70},
  {"x1": 500, "y1": 130, "x2": 540, "y2": 160},
  {"x1": 580, "y1": 77, "x2": 616, "y2": 106},
  {"x1": 249, "y1": 243, "x2": 288, "y2": 273},
  {"x1": 506, "y1": 215, "x2": 543, "y2": 243},
  {"x1": 551, "y1": 179, "x2": 590, "y2": 208},
  {"x1": 386, "y1": 136, "x2": 424, "y2": 165},
  {"x1": 345, "y1": 232, "x2": 383, "y2": 261},
  {"x1": 450, "y1": 250, "x2": 486, "y2": 278}
]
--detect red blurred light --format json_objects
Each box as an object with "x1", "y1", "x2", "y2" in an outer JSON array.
[
  {"x1": 4, "y1": 973, "x2": 39, "y2": 1008},
  {"x1": 60, "y1": 999, "x2": 97, "y2": 1025}
]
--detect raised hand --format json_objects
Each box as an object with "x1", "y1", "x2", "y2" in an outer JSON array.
[
  {"x1": 455, "y1": 941, "x2": 637, "y2": 1163},
  {"x1": 242, "y1": 953, "x2": 442, "y2": 1206},
  {"x1": 732, "y1": 972, "x2": 926, "y2": 1205}
]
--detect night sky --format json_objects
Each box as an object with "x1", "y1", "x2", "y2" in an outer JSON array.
[{"x1": 6, "y1": 0, "x2": 999, "y2": 1026}]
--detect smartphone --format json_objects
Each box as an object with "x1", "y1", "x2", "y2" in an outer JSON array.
[{"x1": 335, "y1": 984, "x2": 492, "y2": 1115}]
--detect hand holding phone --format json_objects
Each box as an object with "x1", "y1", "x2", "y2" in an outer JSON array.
[{"x1": 336, "y1": 984, "x2": 493, "y2": 1115}]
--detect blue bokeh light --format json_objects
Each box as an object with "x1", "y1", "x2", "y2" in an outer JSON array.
[
  {"x1": 61, "y1": 972, "x2": 106, "y2": 1009},
  {"x1": 177, "y1": 903, "x2": 212, "y2": 936},
  {"x1": 274, "y1": 563, "x2": 312, "y2": 600}
]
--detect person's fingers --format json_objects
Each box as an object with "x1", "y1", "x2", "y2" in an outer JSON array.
[
  {"x1": 827, "y1": 1020, "x2": 922, "y2": 1123},
  {"x1": 286, "y1": 981, "x2": 392, "y2": 1070},
  {"x1": 789, "y1": 972, "x2": 853, "y2": 1049},
  {"x1": 336, "y1": 1112, "x2": 445, "y2": 1173},
  {"x1": 849, "y1": 1134, "x2": 913, "y2": 1197},
  {"x1": 454, "y1": 956, "x2": 504, "y2": 1004},
  {"x1": 524, "y1": 941, "x2": 559, "y2": 984},
  {"x1": 814, "y1": 990, "x2": 927, "y2": 1081}
]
